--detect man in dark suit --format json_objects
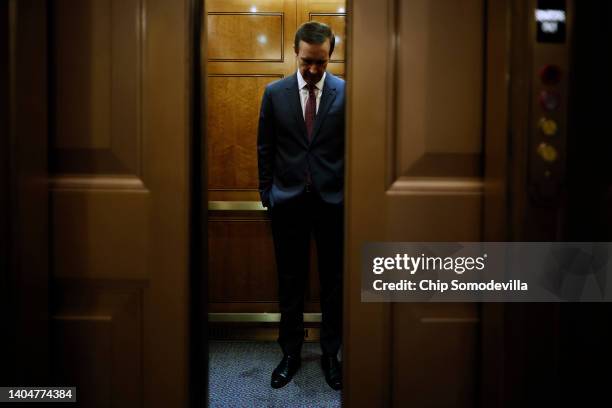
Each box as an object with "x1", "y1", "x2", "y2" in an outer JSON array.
[{"x1": 257, "y1": 21, "x2": 344, "y2": 391}]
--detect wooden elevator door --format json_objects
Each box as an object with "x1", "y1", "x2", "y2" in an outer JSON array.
[
  {"x1": 344, "y1": 0, "x2": 507, "y2": 406},
  {"x1": 49, "y1": 0, "x2": 192, "y2": 406}
]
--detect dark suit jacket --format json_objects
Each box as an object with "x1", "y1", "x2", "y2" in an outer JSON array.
[{"x1": 257, "y1": 72, "x2": 345, "y2": 208}]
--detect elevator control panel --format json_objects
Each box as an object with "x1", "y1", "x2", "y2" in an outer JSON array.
[{"x1": 529, "y1": 0, "x2": 571, "y2": 203}]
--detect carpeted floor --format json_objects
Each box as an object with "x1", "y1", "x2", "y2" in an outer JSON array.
[{"x1": 208, "y1": 341, "x2": 342, "y2": 408}]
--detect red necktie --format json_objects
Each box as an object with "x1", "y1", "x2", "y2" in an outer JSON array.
[{"x1": 304, "y1": 83, "x2": 316, "y2": 140}]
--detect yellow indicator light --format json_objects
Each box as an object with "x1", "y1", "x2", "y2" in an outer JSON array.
[
  {"x1": 539, "y1": 118, "x2": 558, "y2": 136},
  {"x1": 537, "y1": 142, "x2": 558, "y2": 163}
]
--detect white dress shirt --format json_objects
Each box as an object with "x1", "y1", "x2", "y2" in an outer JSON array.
[{"x1": 297, "y1": 70, "x2": 326, "y2": 119}]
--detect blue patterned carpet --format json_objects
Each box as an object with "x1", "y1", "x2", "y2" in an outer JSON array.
[{"x1": 208, "y1": 341, "x2": 342, "y2": 408}]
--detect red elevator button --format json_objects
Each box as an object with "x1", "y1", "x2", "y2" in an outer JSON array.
[{"x1": 539, "y1": 64, "x2": 562, "y2": 85}]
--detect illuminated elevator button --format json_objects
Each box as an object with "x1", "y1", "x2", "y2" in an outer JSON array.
[
  {"x1": 537, "y1": 142, "x2": 558, "y2": 163},
  {"x1": 538, "y1": 118, "x2": 558, "y2": 136},
  {"x1": 539, "y1": 64, "x2": 562, "y2": 85},
  {"x1": 539, "y1": 90, "x2": 561, "y2": 111}
]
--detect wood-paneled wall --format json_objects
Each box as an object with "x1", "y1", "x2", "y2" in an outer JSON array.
[{"x1": 207, "y1": 0, "x2": 346, "y2": 313}]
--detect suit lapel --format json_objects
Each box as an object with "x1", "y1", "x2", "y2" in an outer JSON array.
[
  {"x1": 310, "y1": 76, "x2": 337, "y2": 144},
  {"x1": 285, "y1": 76, "x2": 308, "y2": 144}
]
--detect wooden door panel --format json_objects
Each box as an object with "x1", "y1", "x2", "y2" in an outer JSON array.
[
  {"x1": 346, "y1": 0, "x2": 489, "y2": 406},
  {"x1": 51, "y1": 188, "x2": 149, "y2": 280},
  {"x1": 207, "y1": 0, "x2": 296, "y2": 76},
  {"x1": 208, "y1": 75, "x2": 281, "y2": 190},
  {"x1": 52, "y1": 0, "x2": 141, "y2": 175},
  {"x1": 50, "y1": 0, "x2": 190, "y2": 406},
  {"x1": 393, "y1": 303, "x2": 479, "y2": 407},
  {"x1": 209, "y1": 218, "x2": 278, "y2": 302},
  {"x1": 208, "y1": 13, "x2": 284, "y2": 61},
  {"x1": 395, "y1": 0, "x2": 483, "y2": 178},
  {"x1": 52, "y1": 282, "x2": 143, "y2": 408}
]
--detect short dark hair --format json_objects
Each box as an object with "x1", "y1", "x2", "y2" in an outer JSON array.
[{"x1": 294, "y1": 21, "x2": 335, "y2": 57}]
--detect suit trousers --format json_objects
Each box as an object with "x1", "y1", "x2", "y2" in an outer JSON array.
[{"x1": 269, "y1": 190, "x2": 343, "y2": 357}]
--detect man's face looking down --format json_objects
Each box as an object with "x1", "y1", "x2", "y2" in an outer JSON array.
[{"x1": 296, "y1": 39, "x2": 331, "y2": 85}]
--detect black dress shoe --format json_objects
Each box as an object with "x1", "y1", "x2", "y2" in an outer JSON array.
[
  {"x1": 321, "y1": 354, "x2": 342, "y2": 390},
  {"x1": 271, "y1": 354, "x2": 301, "y2": 389}
]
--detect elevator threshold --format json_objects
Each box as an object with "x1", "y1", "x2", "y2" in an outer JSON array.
[{"x1": 209, "y1": 313, "x2": 321, "y2": 342}]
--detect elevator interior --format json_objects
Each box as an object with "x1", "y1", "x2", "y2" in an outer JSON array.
[{"x1": 205, "y1": 0, "x2": 347, "y2": 342}]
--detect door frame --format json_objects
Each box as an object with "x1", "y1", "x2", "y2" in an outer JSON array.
[
  {"x1": 190, "y1": 0, "x2": 208, "y2": 407},
  {"x1": 196, "y1": 0, "x2": 513, "y2": 406}
]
